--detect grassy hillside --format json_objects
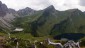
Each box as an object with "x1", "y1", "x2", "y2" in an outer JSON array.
[{"x1": 12, "y1": 6, "x2": 85, "y2": 37}]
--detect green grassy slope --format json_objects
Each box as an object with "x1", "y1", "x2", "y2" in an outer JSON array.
[{"x1": 13, "y1": 6, "x2": 85, "y2": 37}]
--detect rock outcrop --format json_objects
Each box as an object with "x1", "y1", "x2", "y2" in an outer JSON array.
[{"x1": 0, "y1": 1, "x2": 18, "y2": 30}]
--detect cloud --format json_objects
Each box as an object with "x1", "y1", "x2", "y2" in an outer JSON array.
[
  {"x1": 0, "y1": 0, "x2": 85, "y2": 11},
  {"x1": 79, "y1": 0, "x2": 85, "y2": 6},
  {"x1": 0, "y1": 0, "x2": 51, "y2": 10},
  {"x1": 27, "y1": 0, "x2": 51, "y2": 10},
  {"x1": 49, "y1": 0, "x2": 80, "y2": 11}
]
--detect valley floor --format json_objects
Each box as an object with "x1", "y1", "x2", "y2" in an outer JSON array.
[{"x1": 0, "y1": 32, "x2": 85, "y2": 48}]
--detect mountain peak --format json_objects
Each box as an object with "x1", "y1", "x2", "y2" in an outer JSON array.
[
  {"x1": 25, "y1": 7, "x2": 32, "y2": 10},
  {"x1": 17, "y1": 7, "x2": 35, "y2": 16},
  {"x1": 45, "y1": 5, "x2": 55, "y2": 10},
  {"x1": 0, "y1": 1, "x2": 8, "y2": 16},
  {"x1": 43, "y1": 5, "x2": 56, "y2": 16},
  {"x1": 47, "y1": 5, "x2": 55, "y2": 9},
  {"x1": 0, "y1": 1, "x2": 2, "y2": 5},
  {"x1": 66, "y1": 9, "x2": 81, "y2": 12}
]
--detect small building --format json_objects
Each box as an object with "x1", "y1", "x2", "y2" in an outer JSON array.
[{"x1": 13, "y1": 28, "x2": 24, "y2": 32}]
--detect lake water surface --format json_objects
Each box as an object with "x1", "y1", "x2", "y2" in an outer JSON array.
[{"x1": 54, "y1": 33, "x2": 85, "y2": 41}]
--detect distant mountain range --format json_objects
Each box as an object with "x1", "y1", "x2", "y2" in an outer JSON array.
[
  {"x1": 0, "y1": 1, "x2": 35, "y2": 31},
  {"x1": 0, "y1": 1, "x2": 85, "y2": 37}
]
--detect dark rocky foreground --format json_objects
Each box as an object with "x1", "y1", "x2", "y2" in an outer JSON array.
[{"x1": 0, "y1": 36, "x2": 84, "y2": 48}]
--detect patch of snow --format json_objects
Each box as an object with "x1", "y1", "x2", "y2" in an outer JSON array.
[{"x1": 13, "y1": 28, "x2": 24, "y2": 31}]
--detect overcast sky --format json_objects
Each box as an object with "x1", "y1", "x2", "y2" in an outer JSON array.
[{"x1": 0, "y1": 0, "x2": 85, "y2": 11}]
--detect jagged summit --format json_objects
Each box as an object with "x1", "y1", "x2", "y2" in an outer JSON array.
[
  {"x1": 0, "y1": 1, "x2": 8, "y2": 16},
  {"x1": 0, "y1": 1, "x2": 2, "y2": 4},
  {"x1": 44, "y1": 5, "x2": 55, "y2": 11},
  {"x1": 25, "y1": 7, "x2": 34, "y2": 10},
  {"x1": 18, "y1": 7, "x2": 35, "y2": 11},
  {"x1": 46, "y1": 5, "x2": 55, "y2": 9},
  {"x1": 66, "y1": 8, "x2": 82, "y2": 12},
  {"x1": 42, "y1": 5, "x2": 56, "y2": 16},
  {"x1": 17, "y1": 7, "x2": 36, "y2": 16}
]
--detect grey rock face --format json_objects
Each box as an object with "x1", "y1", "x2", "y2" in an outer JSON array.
[
  {"x1": 0, "y1": 1, "x2": 8, "y2": 16},
  {"x1": 63, "y1": 40, "x2": 80, "y2": 48},
  {"x1": 17, "y1": 7, "x2": 36, "y2": 16},
  {"x1": 0, "y1": 1, "x2": 18, "y2": 30}
]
